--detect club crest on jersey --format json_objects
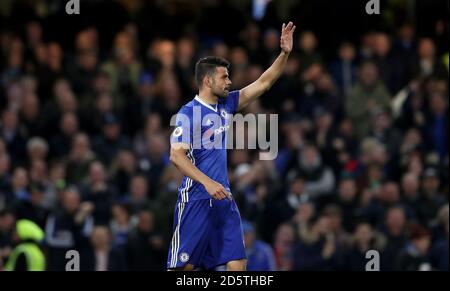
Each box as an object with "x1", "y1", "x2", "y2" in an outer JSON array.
[
  {"x1": 220, "y1": 109, "x2": 229, "y2": 119},
  {"x1": 179, "y1": 252, "x2": 190, "y2": 263},
  {"x1": 173, "y1": 126, "x2": 183, "y2": 137}
]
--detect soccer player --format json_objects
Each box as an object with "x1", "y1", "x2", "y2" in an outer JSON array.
[{"x1": 167, "y1": 22, "x2": 296, "y2": 271}]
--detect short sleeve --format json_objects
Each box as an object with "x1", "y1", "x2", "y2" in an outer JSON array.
[
  {"x1": 225, "y1": 90, "x2": 240, "y2": 114},
  {"x1": 170, "y1": 106, "x2": 193, "y2": 146}
]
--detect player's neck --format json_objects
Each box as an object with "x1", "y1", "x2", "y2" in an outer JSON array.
[{"x1": 198, "y1": 91, "x2": 218, "y2": 105}]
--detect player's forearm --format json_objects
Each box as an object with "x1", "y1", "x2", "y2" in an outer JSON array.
[
  {"x1": 258, "y1": 51, "x2": 290, "y2": 90},
  {"x1": 237, "y1": 51, "x2": 290, "y2": 111},
  {"x1": 170, "y1": 152, "x2": 212, "y2": 186}
]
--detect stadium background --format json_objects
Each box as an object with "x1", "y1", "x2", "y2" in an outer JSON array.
[{"x1": 0, "y1": 0, "x2": 448, "y2": 271}]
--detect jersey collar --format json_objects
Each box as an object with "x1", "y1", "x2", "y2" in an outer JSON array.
[{"x1": 194, "y1": 95, "x2": 218, "y2": 112}]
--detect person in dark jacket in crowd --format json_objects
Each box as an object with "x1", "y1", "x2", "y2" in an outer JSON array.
[
  {"x1": 45, "y1": 187, "x2": 94, "y2": 271},
  {"x1": 395, "y1": 224, "x2": 433, "y2": 271},
  {"x1": 81, "y1": 225, "x2": 127, "y2": 271},
  {"x1": 126, "y1": 209, "x2": 165, "y2": 270}
]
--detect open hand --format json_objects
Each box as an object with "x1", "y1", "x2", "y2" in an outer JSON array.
[{"x1": 280, "y1": 21, "x2": 296, "y2": 54}]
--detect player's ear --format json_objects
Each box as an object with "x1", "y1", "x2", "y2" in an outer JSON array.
[{"x1": 204, "y1": 75, "x2": 212, "y2": 88}]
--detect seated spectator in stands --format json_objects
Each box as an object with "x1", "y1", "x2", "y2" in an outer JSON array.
[
  {"x1": 401, "y1": 172, "x2": 422, "y2": 219},
  {"x1": 80, "y1": 161, "x2": 118, "y2": 226},
  {"x1": 81, "y1": 225, "x2": 127, "y2": 271},
  {"x1": 424, "y1": 93, "x2": 448, "y2": 160},
  {"x1": 29, "y1": 159, "x2": 49, "y2": 188},
  {"x1": 0, "y1": 110, "x2": 27, "y2": 166},
  {"x1": 101, "y1": 31, "x2": 142, "y2": 103},
  {"x1": 19, "y1": 92, "x2": 44, "y2": 138},
  {"x1": 380, "y1": 181, "x2": 416, "y2": 220},
  {"x1": 329, "y1": 42, "x2": 357, "y2": 97},
  {"x1": 86, "y1": 92, "x2": 117, "y2": 136},
  {"x1": 368, "y1": 109, "x2": 403, "y2": 157},
  {"x1": 0, "y1": 209, "x2": 15, "y2": 269},
  {"x1": 126, "y1": 209, "x2": 165, "y2": 270},
  {"x1": 45, "y1": 187, "x2": 94, "y2": 271},
  {"x1": 65, "y1": 133, "x2": 96, "y2": 185},
  {"x1": 13, "y1": 182, "x2": 48, "y2": 229},
  {"x1": 344, "y1": 222, "x2": 386, "y2": 271},
  {"x1": 273, "y1": 223, "x2": 296, "y2": 271},
  {"x1": 50, "y1": 112, "x2": 79, "y2": 159},
  {"x1": 10, "y1": 167, "x2": 30, "y2": 202},
  {"x1": 274, "y1": 174, "x2": 310, "y2": 225},
  {"x1": 371, "y1": 32, "x2": 404, "y2": 94},
  {"x1": 322, "y1": 205, "x2": 351, "y2": 248},
  {"x1": 242, "y1": 220, "x2": 276, "y2": 271},
  {"x1": 293, "y1": 215, "x2": 344, "y2": 271},
  {"x1": 67, "y1": 45, "x2": 100, "y2": 105},
  {"x1": 430, "y1": 204, "x2": 449, "y2": 271},
  {"x1": 309, "y1": 108, "x2": 342, "y2": 171},
  {"x1": 380, "y1": 206, "x2": 409, "y2": 270},
  {"x1": 333, "y1": 177, "x2": 359, "y2": 232},
  {"x1": 41, "y1": 79, "x2": 79, "y2": 138},
  {"x1": 395, "y1": 224, "x2": 433, "y2": 271},
  {"x1": 345, "y1": 61, "x2": 391, "y2": 139},
  {"x1": 0, "y1": 152, "x2": 12, "y2": 207},
  {"x1": 136, "y1": 133, "x2": 169, "y2": 191},
  {"x1": 391, "y1": 23, "x2": 416, "y2": 86},
  {"x1": 110, "y1": 203, "x2": 133, "y2": 249},
  {"x1": 110, "y1": 150, "x2": 138, "y2": 196},
  {"x1": 91, "y1": 113, "x2": 130, "y2": 168},
  {"x1": 132, "y1": 114, "x2": 163, "y2": 158},
  {"x1": 126, "y1": 175, "x2": 151, "y2": 214},
  {"x1": 287, "y1": 144, "x2": 335, "y2": 204},
  {"x1": 413, "y1": 38, "x2": 447, "y2": 79},
  {"x1": 297, "y1": 31, "x2": 323, "y2": 74},
  {"x1": 418, "y1": 167, "x2": 447, "y2": 226}
]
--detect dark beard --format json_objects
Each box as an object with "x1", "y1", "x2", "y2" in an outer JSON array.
[{"x1": 214, "y1": 90, "x2": 228, "y2": 98}]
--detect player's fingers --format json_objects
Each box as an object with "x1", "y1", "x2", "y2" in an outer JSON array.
[
  {"x1": 222, "y1": 189, "x2": 231, "y2": 200},
  {"x1": 282, "y1": 23, "x2": 285, "y2": 31},
  {"x1": 292, "y1": 25, "x2": 296, "y2": 33},
  {"x1": 286, "y1": 22, "x2": 293, "y2": 30},
  {"x1": 214, "y1": 189, "x2": 224, "y2": 200},
  {"x1": 218, "y1": 192, "x2": 226, "y2": 200}
]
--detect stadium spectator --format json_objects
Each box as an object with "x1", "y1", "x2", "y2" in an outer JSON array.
[
  {"x1": 395, "y1": 224, "x2": 433, "y2": 271},
  {"x1": 82, "y1": 225, "x2": 127, "y2": 271},
  {"x1": 242, "y1": 220, "x2": 276, "y2": 271},
  {"x1": 345, "y1": 61, "x2": 391, "y2": 139},
  {"x1": 45, "y1": 187, "x2": 94, "y2": 271},
  {"x1": 79, "y1": 161, "x2": 118, "y2": 226},
  {"x1": 126, "y1": 209, "x2": 165, "y2": 271},
  {"x1": 344, "y1": 222, "x2": 386, "y2": 271}
]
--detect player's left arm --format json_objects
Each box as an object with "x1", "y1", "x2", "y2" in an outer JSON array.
[{"x1": 238, "y1": 21, "x2": 296, "y2": 111}]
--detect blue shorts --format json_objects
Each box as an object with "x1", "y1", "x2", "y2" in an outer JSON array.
[{"x1": 167, "y1": 198, "x2": 246, "y2": 270}]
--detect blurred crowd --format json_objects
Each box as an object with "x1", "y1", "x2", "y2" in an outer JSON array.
[{"x1": 0, "y1": 0, "x2": 448, "y2": 271}]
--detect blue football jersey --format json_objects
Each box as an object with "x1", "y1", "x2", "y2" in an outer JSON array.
[{"x1": 170, "y1": 90, "x2": 239, "y2": 202}]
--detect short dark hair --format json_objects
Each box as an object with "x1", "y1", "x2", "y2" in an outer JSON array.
[{"x1": 195, "y1": 56, "x2": 230, "y2": 88}]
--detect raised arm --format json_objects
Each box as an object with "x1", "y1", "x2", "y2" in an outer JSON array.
[{"x1": 238, "y1": 21, "x2": 296, "y2": 111}]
